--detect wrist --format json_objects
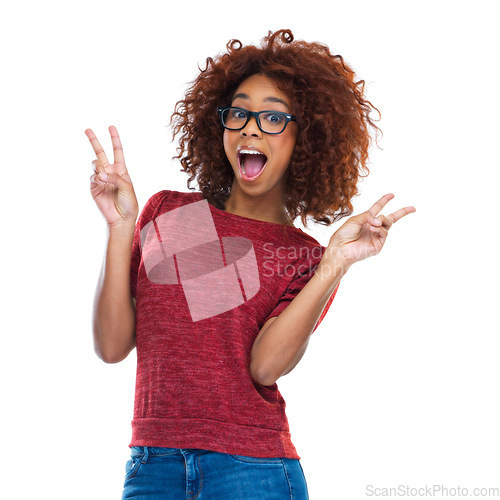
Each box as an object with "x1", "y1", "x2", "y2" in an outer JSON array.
[
  {"x1": 317, "y1": 247, "x2": 352, "y2": 279},
  {"x1": 107, "y1": 219, "x2": 136, "y2": 236}
]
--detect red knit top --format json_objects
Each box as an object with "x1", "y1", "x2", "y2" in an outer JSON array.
[{"x1": 128, "y1": 189, "x2": 340, "y2": 459}]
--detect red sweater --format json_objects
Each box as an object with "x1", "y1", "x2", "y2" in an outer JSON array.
[{"x1": 129, "y1": 190, "x2": 340, "y2": 459}]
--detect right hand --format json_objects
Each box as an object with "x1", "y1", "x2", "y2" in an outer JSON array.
[{"x1": 86, "y1": 125, "x2": 139, "y2": 228}]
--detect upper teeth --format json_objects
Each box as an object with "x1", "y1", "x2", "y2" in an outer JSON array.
[{"x1": 239, "y1": 150, "x2": 263, "y2": 155}]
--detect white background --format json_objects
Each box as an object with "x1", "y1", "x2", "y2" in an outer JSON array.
[{"x1": 2, "y1": 1, "x2": 499, "y2": 499}]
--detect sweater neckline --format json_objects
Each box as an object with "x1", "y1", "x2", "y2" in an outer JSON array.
[{"x1": 195, "y1": 192, "x2": 303, "y2": 233}]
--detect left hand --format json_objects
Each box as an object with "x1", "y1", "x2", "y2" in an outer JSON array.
[{"x1": 325, "y1": 193, "x2": 416, "y2": 268}]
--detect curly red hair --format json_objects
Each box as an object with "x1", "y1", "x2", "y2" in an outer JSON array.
[{"x1": 170, "y1": 29, "x2": 381, "y2": 227}]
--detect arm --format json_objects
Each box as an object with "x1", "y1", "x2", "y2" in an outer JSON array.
[
  {"x1": 250, "y1": 193, "x2": 416, "y2": 386},
  {"x1": 86, "y1": 126, "x2": 141, "y2": 364},
  {"x1": 250, "y1": 251, "x2": 347, "y2": 386},
  {"x1": 92, "y1": 222, "x2": 137, "y2": 363}
]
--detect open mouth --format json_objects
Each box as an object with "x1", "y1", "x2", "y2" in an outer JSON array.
[{"x1": 238, "y1": 150, "x2": 268, "y2": 181}]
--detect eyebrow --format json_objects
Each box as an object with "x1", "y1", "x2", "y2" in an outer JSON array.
[{"x1": 232, "y1": 93, "x2": 290, "y2": 111}]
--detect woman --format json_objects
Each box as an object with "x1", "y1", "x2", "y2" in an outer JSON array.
[{"x1": 87, "y1": 29, "x2": 415, "y2": 500}]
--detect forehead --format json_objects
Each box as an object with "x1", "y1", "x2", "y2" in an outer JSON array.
[{"x1": 232, "y1": 74, "x2": 291, "y2": 110}]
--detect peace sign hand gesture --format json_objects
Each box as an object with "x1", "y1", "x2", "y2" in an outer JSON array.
[
  {"x1": 325, "y1": 193, "x2": 416, "y2": 270},
  {"x1": 86, "y1": 125, "x2": 139, "y2": 229}
]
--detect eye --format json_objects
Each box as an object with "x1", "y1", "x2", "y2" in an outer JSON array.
[
  {"x1": 230, "y1": 109, "x2": 248, "y2": 120},
  {"x1": 262, "y1": 112, "x2": 285, "y2": 124}
]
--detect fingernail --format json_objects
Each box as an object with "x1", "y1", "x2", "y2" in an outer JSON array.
[{"x1": 98, "y1": 172, "x2": 107, "y2": 180}]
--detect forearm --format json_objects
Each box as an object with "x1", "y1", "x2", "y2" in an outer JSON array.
[
  {"x1": 92, "y1": 222, "x2": 137, "y2": 363},
  {"x1": 250, "y1": 251, "x2": 349, "y2": 385}
]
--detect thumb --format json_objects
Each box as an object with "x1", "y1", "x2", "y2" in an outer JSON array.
[
  {"x1": 350, "y1": 210, "x2": 382, "y2": 227},
  {"x1": 97, "y1": 171, "x2": 130, "y2": 191},
  {"x1": 360, "y1": 210, "x2": 382, "y2": 227}
]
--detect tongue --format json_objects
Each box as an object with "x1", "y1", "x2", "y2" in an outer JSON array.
[{"x1": 244, "y1": 154, "x2": 266, "y2": 177}]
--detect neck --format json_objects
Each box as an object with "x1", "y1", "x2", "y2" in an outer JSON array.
[{"x1": 223, "y1": 183, "x2": 294, "y2": 226}]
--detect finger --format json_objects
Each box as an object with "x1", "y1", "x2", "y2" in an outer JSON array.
[
  {"x1": 91, "y1": 160, "x2": 110, "y2": 182},
  {"x1": 91, "y1": 161, "x2": 110, "y2": 185},
  {"x1": 85, "y1": 128, "x2": 111, "y2": 170},
  {"x1": 90, "y1": 172, "x2": 101, "y2": 186},
  {"x1": 350, "y1": 209, "x2": 382, "y2": 226},
  {"x1": 91, "y1": 159, "x2": 102, "y2": 174},
  {"x1": 96, "y1": 171, "x2": 128, "y2": 189},
  {"x1": 369, "y1": 225, "x2": 389, "y2": 239},
  {"x1": 90, "y1": 172, "x2": 107, "y2": 190},
  {"x1": 90, "y1": 170, "x2": 107, "y2": 185},
  {"x1": 368, "y1": 193, "x2": 395, "y2": 217},
  {"x1": 376, "y1": 214, "x2": 393, "y2": 230},
  {"x1": 109, "y1": 125, "x2": 125, "y2": 164},
  {"x1": 387, "y1": 206, "x2": 416, "y2": 224}
]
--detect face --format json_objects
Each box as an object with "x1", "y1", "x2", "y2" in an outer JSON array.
[{"x1": 223, "y1": 73, "x2": 297, "y2": 201}]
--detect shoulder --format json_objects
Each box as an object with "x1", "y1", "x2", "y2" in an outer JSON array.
[
  {"x1": 287, "y1": 229, "x2": 329, "y2": 277},
  {"x1": 281, "y1": 227, "x2": 326, "y2": 258},
  {"x1": 291, "y1": 228, "x2": 324, "y2": 249},
  {"x1": 150, "y1": 189, "x2": 201, "y2": 205},
  {"x1": 142, "y1": 189, "x2": 201, "y2": 213}
]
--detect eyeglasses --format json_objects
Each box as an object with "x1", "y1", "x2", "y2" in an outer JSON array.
[{"x1": 217, "y1": 106, "x2": 297, "y2": 135}]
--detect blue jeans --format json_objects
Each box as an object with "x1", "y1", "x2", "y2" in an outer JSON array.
[{"x1": 121, "y1": 446, "x2": 309, "y2": 499}]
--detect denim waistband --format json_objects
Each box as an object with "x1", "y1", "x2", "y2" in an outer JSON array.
[{"x1": 130, "y1": 446, "x2": 191, "y2": 459}]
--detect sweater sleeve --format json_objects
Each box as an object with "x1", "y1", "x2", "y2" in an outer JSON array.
[
  {"x1": 264, "y1": 250, "x2": 340, "y2": 334},
  {"x1": 130, "y1": 190, "x2": 167, "y2": 299}
]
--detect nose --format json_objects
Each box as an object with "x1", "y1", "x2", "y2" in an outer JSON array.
[{"x1": 240, "y1": 115, "x2": 262, "y2": 138}]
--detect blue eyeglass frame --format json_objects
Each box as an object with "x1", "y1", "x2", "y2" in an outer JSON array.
[{"x1": 217, "y1": 106, "x2": 297, "y2": 135}]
